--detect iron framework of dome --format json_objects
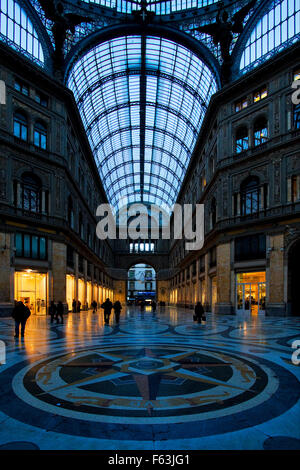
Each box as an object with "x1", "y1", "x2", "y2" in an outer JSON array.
[{"x1": 1, "y1": 0, "x2": 299, "y2": 209}]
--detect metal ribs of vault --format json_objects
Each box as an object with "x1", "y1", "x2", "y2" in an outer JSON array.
[{"x1": 140, "y1": 33, "x2": 146, "y2": 201}]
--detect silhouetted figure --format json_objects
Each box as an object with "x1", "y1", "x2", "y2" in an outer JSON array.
[
  {"x1": 37, "y1": 0, "x2": 93, "y2": 76},
  {"x1": 113, "y1": 300, "x2": 122, "y2": 323},
  {"x1": 92, "y1": 300, "x2": 97, "y2": 313},
  {"x1": 151, "y1": 300, "x2": 156, "y2": 312},
  {"x1": 77, "y1": 300, "x2": 81, "y2": 312},
  {"x1": 101, "y1": 298, "x2": 113, "y2": 324},
  {"x1": 49, "y1": 301, "x2": 57, "y2": 324},
  {"x1": 56, "y1": 301, "x2": 64, "y2": 324},
  {"x1": 12, "y1": 301, "x2": 31, "y2": 338},
  {"x1": 194, "y1": 0, "x2": 256, "y2": 83},
  {"x1": 194, "y1": 301, "x2": 204, "y2": 324},
  {"x1": 72, "y1": 299, "x2": 77, "y2": 313},
  {"x1": 140, "y1": 299, "x2": 146, "y2": 312}
]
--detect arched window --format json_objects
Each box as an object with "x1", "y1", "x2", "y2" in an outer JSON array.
[
  {"x1": 13, "y1": 111, "x2": 27, "y2": 141},
  {"x1": 0, "y1": 0, "x2": 44, "y2": 66},
  {"x1": 79, "y1": 212, "x2": 84, "y2": 239},
  {"x1": 87, "y1": 224, "x2": 91, "y2": 247},
  {"x1": 254, "y1": 117, "x2": 268, "y2": 146},
  {"x1": 211, "y1": 197, "x2": 217, "y2": 228},
  {"x1": 67, "y1": 196, "x2": 74, "y2": 229},
  {"x1": 235, "y1": 126, "x2": 249, "y2": 154},
  {"x1": 294, "y1": 103, "x2": 300, "y2": 129},
  {"x1": 21, "y1": 172, "x2": 41, "y2": 213},
  {"x1": 240, "y1": 0, "x2": 300, "y2": 74},
  {"x1": 34, "y1": 121, "x2": 47, "y2": 149},
  {"x1": 241, "y1": 176, "x2": 260, "y2": 216}
]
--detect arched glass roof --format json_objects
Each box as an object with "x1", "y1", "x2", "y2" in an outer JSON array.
[
  {"x1": 67, "y1": 35, "x2": 217, "y2": 210},
  {"x1": 80, "y1": 0, "x2": 220, "y2": 15},
  {"x1": 0, "y1": 0, "x2": 44, "y2": 66},
  {"x1": 240, "y1": 0, "x2": 300, "y2": 73}
]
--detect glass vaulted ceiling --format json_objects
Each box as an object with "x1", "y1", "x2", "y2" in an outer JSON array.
[
  {"x1": 80, "y1": 0, "x2": 220, "y2": 15},
  {"x1": 67, "y1": 36, "x2": 217, "y2": 210}
]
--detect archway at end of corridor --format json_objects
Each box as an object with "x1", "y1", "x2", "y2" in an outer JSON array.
[{"x1": 127, "y1": 263, "x2": 156, "y2": 308}]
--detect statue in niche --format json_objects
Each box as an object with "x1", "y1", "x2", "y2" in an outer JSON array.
[
  {"x1": 38, "y1": 1, "x2": 93, "y2": 76},
  {"x1": 194, "y1": 0, "x2": 256, "y2": 83}
]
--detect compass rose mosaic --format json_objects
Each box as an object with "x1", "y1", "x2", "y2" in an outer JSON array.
[{"x1": 2, "y1": 341, "x2": 296, "y2": 441}]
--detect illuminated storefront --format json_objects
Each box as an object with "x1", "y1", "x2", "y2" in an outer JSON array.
[
  {"x1": 66, "y1": 275, "x2": 75, "y2": 312},
  {"x1": 78, "y1": 278, "x2": 85, "y2": 308},
  {"x1": 201, "y1": 279, "x2": 205, "y2": 305},
  {"x1": 87, "y1": 281, "x2": 92, "y2": 309},
  {"x1": 93, "y1": 284, "x2": 98, "y2": 305},
  {"x1": 14, "y1": 271, "x2": 47, "y2": 315},
  {"x1": 211, "y1": 277, "x2": 217, "y2": 313},
  {"x1": 236, "y1": 272, "x2": 266, "y2": 315}
]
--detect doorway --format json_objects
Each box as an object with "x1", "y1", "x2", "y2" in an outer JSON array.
[
  {"x1": 14, "y1": 271, "x2": 47, "y2": 315},
  {"x1": 236, "y1": 272, "x2": 266, "y2": 315},
  {"x1": 127, "y1": 263, "x2": 156, "y2": 305}
]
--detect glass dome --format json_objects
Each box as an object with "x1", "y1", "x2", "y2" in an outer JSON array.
[
  {"x1": 80, "y1": 0, "x2": 220, "y2": 15},
  {"x1": 67, "y1": 35, "x2": 218, "y2": 210}
]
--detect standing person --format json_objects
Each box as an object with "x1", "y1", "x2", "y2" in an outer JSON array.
[
  {"x1": 151, "y1": 300, "x2": 156, "y2": 312},
  {"x1": 140, "y1": 299, "x2": 146, "y2": 312},
  {"x1": 91, "y1": 300, "x2": 97, "y2": 313},
  {"x1": 12, "y1": 301, "x2": 31, "y2": 338},
  {"x1": 56, "y1": 301, "x2": 64, "y2": 324},
  {"x1": 49, "y1": 301, "x2": 57, "y2": 324},
  {"x1": 194, "y1": 301, "x2": 204, "y2": 324},
  {"x1": 77, "y1": 300, "x2": 81, "y2": 313},
  {"x1": 113, "y1": 300, "x2": 122, "y2": 324},
  {"x1": 101, "y1": 298, "x2": 113, "y2": 325},
  {"x1": 72, "y1": 299, "x2": 77, "y2": 313}
]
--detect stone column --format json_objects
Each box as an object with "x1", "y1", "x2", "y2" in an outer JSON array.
[
  {"x1": 266, "y1": 233, "x2": 286, "y2": 316},
  {"x1": 0, "y1": 232, "x2": 13, "y2": 316},
  {"x1": 52, "y1": 241, "x2": 67, "y2": 308},
  {"x1": 83, "y1": 259, "x2": 87, "y2": 310},
  {"x1": 74, "y1": 252, "x2": 78, "y2": 303},
  {"x1": 204, "y1": 253, "x2": 209, "y2": 310},
  {"x1": 114, "y1": 280, "x2": 126, "y2": 304},
  {"x1": 195, "y1": 258, "x2": 200, "y2": 302},
  {"x1": 157, "y1": 280, "x2": 169, "y2": 304},
  {"x1": 215, "y1": 242, "x2": 234, "y2": 315}
]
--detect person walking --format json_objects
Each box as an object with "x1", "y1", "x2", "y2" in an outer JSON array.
[
  {"x1": 113, "y1": 300, "x2": 122, "y2": 323},
  {"x1": 77, "y1": 300, "x2": 81, "y2": 312},
  {"x1": 140, "y1": 299, "x2": 146, "y2": 312},
  {"x1": 12, "y1": 301, "x2": 31, "y2": 338},
  {"x1": 72, "y1": 299, "x2": 77, "y2": 313},
  {"x1": 101, "y1": 298, "x2": 113, "y2": 325},
  {"x1": 151, "y1": 300, "x2": 156, "y2": 312},
  {"x1": 49, "y1": 301, "x2": 57, "y2": 324},
  {"x1": 194, "y1": 301, "x2": 204, "y2": 324},
  {"x1": 92, "y1": 300, "x2": 98, "y2": 313},
  {"x1": 56, "y1": 301, "x2": 64, "y2": 324}
]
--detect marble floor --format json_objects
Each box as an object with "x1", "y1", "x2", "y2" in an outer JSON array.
[{"x1": 0, "y1": 306, "x2": 299, "y2": 450}]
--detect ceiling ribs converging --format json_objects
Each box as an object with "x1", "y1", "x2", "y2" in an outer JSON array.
[{"x1": 67, "y1": 35, "x2": 217, "y2": 210}]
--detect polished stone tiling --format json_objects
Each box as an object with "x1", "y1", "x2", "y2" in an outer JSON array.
[{"x1": 0, "y1": 307, "x2": 299, "y2": 450}]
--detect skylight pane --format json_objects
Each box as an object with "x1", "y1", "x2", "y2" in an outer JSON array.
[{"x1": 67, "y1": 34, "x2": 217, "y2": 210}]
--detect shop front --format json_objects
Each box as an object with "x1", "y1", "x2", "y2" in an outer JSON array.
[
  {"x1": 93, "y1": 284, "x2": 98, "y2": 305},
  {"x1": 87, "y1": 281, "x2": 92, "y2": 309},
  {"x1": 66, "y1": 274, "x2": 76, "y2": 312},
  {"x1": 211, "y1": 276, "x2": 217, "y2": 313},
  {"x1": 236, "y1": 271, "x2": 266, "y2": 315},
  {"x1": 14, "y1": 270, "x2": 47, "y2": 315},
  {"x1": 78, "y1": 278, "x2": 85, "y2": 310}
]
